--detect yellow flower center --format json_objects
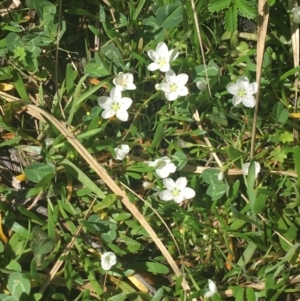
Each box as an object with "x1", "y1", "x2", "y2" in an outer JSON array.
[
  {"x1": 237, "y1": 89, "x2": 246, "y2": 97},
  {"x1": 112, "y1": 102, "x2": 121, "y2": 111},
  {"x1": 172, "y1": 188, "x2": 180, "y2": 196},
  {"x1": 170, "y1": 83, "x2": 177, "y2": 92},
  {"x1": 158, "y1": 58, "x2": 166, "y2": 67}
]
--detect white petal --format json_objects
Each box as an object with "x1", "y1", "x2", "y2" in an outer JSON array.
[
  {"x1": 242, "y1": 163, "x2": 250, "y2": 176},
  {"x1": 125, "y1": 73, "x2": 134, "y2": 82},
  {"x1": 102, "y1": 109, "x2": 115, "y2": 119},
  {"x1": 156, "y1": 164, "x2": 176, "y2": 178},
  {"x1": 115, "y1": 149, "x2": 126, "y2": 160},
  {"x1": 163, "y1": 178, "x2": 175, "y2": 190},
  {"x1": 175, "y1": 177, "x2": 187, "y2": 189},
  {"x1": 165, "y1": 69, "x2": 176, "y2": 83},
  {"x1": 254, "y1": 162, "x2": 261, "y2": 176},
  {"x1": 168, "y1": 49, "x2": 179, "y2": 61},
  {"x1": 110, "y1": 87, "x2": 122, "y2": 100},
  {"x1": 147, "y1": 50, "x2": 159, "y2": 62},
  {"x1": 176, "y1": 73, "x2": 189, "y2": 86},
  {"x1": 160, "y1": 63, "x2": 171, "y2": 72},
  {"x1": 236, "y1": 76, "x2": 249, "y2": 86},
  {"x1": 177, "y1": 86, "x2": 189, "y2": 97},
  {"x1": 183, "y1": 187, "x2": 195, "y2": 199},
  {"x1": 148, "y1": 62, "x2": 159, "y2": 71},
  {"x1": 232, "y1": 95, "x2": 242, "y2": 106},
  {"x1": 101, "y1": 252, "x2": 117, "y2": 271},
  {"x1": 120, "y1": 144, "x2": 130, "y2": 154},
  {"x1": 98, "y1": 96, "x2": 110, "y2": 106},
  {"x1": 165, "y1": 92, "x2": 178, "y2": 101},
  {"x1": 204, "y1": 291, "x2": 215, "y2": 298},
  {"x1": 116, "y1": 110, "x2": 129, "y2": 121},
  {"x1": 156, "y1": 42, "x2": 168, "y2": 57},
  {"x1": 160, "y1": 156, "x2": 171, "y2": 163},
  {"x1": 173, "y1": 194, "x2": 185, "y2": 204},
  {"x1": 248, "y1": 82, "x2": 258, "y2": 94},
  {"x1": 159, "y1": 190, "x2": 173, "y2": 201},
  {"x1": 146, "y1": 161, "x2": 156, "y2": 167},
  {"x1": 99, "y1": 99, "x2": 113, "y2": 110},
  {"x1": 120, "y1": 97, "x2": 132, "y2": 110},
  {"x1": 208, "y1": 279, "x2": 218, "y2": 294},
  {"x1": 242, "y1": 95, "x2": 256, "y2": 108},
  {"x1": 226, "y1": 83, "x2": 238, "y2": 95},
  {"x1": 156, "y1": 168, "x2": 170, "y2": 179},
  {"x1": 160, "y1": 83, "x2": 171, "y2": 92},
  {"x1": 126, "y1": 83, "x2": 136, "y2": 90}
]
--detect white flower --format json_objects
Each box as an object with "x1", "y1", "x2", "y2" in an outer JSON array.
[
  {"x1": 101, "y1": 251, "x2": 117, "y2": 271},
  {"x1": 242, "y1": 161, "x2": 261, "y2": 179},
  {"x1": 159, "y1": 177, "x2": 195, "y2": 203},
  {"x1": 113, "y1": 72, "x2": 136, "y2": 91},
  {"x1": 114, "y1": 144, "x2": 130, "y2": 160},
  {"x1": 146, "y1": 156, "x2": 176, "y2": 178},
  {"x1": 204, "y1": 279, "x2": 218, "y2": 298},
  {"x1": 226, "y1": 76, "x2": 258, "y2": 108},
  {"x1": 98, "y1": 87, "x2": 132, "y2": 121},
  {"x1": 157, "y1": 69, "x2": 189, "y2": 101},
  {"x1": 292, "y1": 7, "x2": 300, "y2": 23},
  {"x1": 147, "y1": 42, "x2": 179, "y2": 72}
]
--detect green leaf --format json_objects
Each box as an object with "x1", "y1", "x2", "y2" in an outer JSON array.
[
  {"x1": 237, "y1": 241, "x2": 257, "y2": 268},
  {"x1": 7, "y1": 272, "x2": 31, "y2": 299},
  {"x1": 0, "y1": 294, "x2": 15, "y2": 301},
  {"x1": 208, "y1": 0, "x2": 231, "y2": 12},
  {"x1": 195, "y1": 60, "x2": 219, "y2": 77},
  {"x1": 236, "y1": 0, "x2": 257, "y2": 19},
  {"x1": 132, "y1": 0, "x2": 147, "y2": 20},
  {"x1": 247, "y1": 160, "x2": 257, "y2": 214},
  {"x1": 246, "y1": 287, "x2": 256, "y2": 301},
  {"x1": 12, "y1": 70, "x2": 30, "y2": 102},
  {"x1": 84, "y1": 62, "x2": 110, "y2": 77},
  {"x1": 294, "y1": 146, "x2": 300, "y2": 186},
  {"x1": 62, "y1": 158, "x2": 106, "y2": 199},
  {"x1": 150, "y1": 123, "x2": 164, "y2": 149},
  {"x1": 155, "y1": 3, "x2": 183, "y2": 29},
  {"x1": 270, "y1": 148, "x2": 287, "y2": 163},
  {"x1": 25, "y1": 0, "x2": 54, "y2": 18},
  {"x1": 279, "y1": 131, "x2": 293, "y2": 144},
  {"x1": 131, "y1": 261, "x2": 169, "y2": 274},
  {"x1": 224, "y1": 4, "x2": 238, "y2": 32},
  {"x1": 25, "y1": 163, "x2": 55, "y2": 183},
  {"x1": 30, "y1": 226, "x2": 54, "y2": 255},
  {"x1": 272, "y1": 102, "x2": 289, "y2": 123},
  {"x1": 151, "y1": 287, "x2": 164, "y2": 301}
]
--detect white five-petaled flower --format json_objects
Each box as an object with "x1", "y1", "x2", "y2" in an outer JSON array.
[
  {"x1": 146, "y1": 156, "x2": 176, "y2": 178},
  {"x1": 101, "y1": 251, "x2": 117, "y2": 271},
  {"x1": 159, "y1": 177, "x2": 195, "y2": 203},
  {"x1": 98, "y1": 87, "x2": 132, "y2": 121},
  {"x1": 147, "y1": 42, "x2": 178, "y2": 72},
  {"x1": 242, "y1": 161, "x2": 261, "y2": 179},
  {"x1": 204, "y1": 279, "x2": 218, "y2": 298},
  {"x1": 157, "y1": 69, "x2": 189, "y2": 101},
  {"x1": 226, "y1": 76, "x2": 258, "y2": 108},
  {"x1": 113, "y1": 72, "x2": 136, "y2": 91},
  {"x1": 114, "y1": 144, "x2": 130, "y2": 160}
]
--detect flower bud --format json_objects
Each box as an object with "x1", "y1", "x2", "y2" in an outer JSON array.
[{"x1": 292, "y1": 7, "x2": 300, "y2": 23}]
